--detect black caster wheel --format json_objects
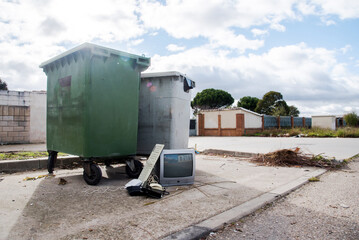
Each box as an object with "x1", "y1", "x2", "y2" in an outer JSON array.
[
  {"x1": 83, "y1": 163, "x2": 102, "y2": 185},
  {"x1": 125, "y1": 159, "x2": 143, "y2": 178}
]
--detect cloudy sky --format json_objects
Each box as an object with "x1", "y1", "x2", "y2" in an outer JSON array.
[{"x1": 1, "y1": 0, "x2": 358, "y2": 116}]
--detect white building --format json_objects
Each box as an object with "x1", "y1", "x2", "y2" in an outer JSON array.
[{"x1": 197, "y1": 108, "x2": 263, "y2": 136}]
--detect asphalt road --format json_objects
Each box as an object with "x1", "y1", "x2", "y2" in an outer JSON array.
[{"x1": 205, "y1": 159, "x2": 359, "y2": 240}]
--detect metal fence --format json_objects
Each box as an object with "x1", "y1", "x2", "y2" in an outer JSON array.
[
  {"x1": 305, "y1": 117, "x2": 312, "y2": 128},
  {"x1": 280, "y1": 116, "x2": 291, "y2": 128},
  {"x1": 263, "y1": 115, "x2": 312, "y2": 129},
  {"x1": 263, "y1": 115, "x2": 277, "y2": 128}
]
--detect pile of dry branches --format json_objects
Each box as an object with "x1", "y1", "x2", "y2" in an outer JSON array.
[{"x1": 251, "y1": 148, "x2": 344, "y2": 169}]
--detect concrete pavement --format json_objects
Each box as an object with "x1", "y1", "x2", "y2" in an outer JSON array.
[
  {"x1": 189, "y1": 136, "x2": 359, "y2": 160},
  {"x1": 0, "y1": 137, "x2": 358, "y2": 239},
  {"x1": 1, "y1": 154, "x2": 325, "y2": 240},
  {"x1": 206, "y1": 159, "x2": 359, "y2": 240}
]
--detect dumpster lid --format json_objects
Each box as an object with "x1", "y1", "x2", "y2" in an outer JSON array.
[
  {"x1": 141, "y1": 71, "x2": 189, "y2": 79},
  {"x1": 141, "y1": 71, "x2": 195, "y2": 91},
  {"x1": 39, "y1": 42, "x2": 150, "y2": 69}
]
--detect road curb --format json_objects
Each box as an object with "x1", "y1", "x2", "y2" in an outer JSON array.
[
  {"x1": 0, "y1": 156, "x2": 80, "y2": 173},
  {"x1": 162, "y1": 168, "x2": 327, "y2": 240},
  {"x1": 202, "y1": 149, "x2": 258, "y2": 158}
]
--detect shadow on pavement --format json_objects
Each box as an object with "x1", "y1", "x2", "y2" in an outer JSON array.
[{"x1": 8, "y1": 162, "x2": 264, "y2": 240}]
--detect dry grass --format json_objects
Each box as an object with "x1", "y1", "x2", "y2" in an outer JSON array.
[
  {"x1": 251, "y1": 148, "x2": 345, "y2": 169},
  {"x1": 253, "y1": 127, "x2": 359, "y2": 138}
]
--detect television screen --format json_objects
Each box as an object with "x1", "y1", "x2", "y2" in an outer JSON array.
[
  {"x1": 158, "y1": 149, "x2": 195, "y2": 186},
  {"x1": 163, "y1": 153, "x2": 193, "y2": 178}
]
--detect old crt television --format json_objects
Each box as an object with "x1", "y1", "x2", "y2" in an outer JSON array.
[{"x1": 158, "y1": 149, "x2": 195, "y2": 186}]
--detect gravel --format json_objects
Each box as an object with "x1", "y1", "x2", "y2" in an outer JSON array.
[{"x1": 205, "y1": 159, "x2": 359, "y2": 240}]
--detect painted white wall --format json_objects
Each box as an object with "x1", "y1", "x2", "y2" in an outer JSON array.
[
  {"x1": 244, "y1": 112, "x2": 262, "y2": 128},
  {"x1": 202, "y1": 109, "x2": 262, "y2": 129},
  {"x1": 29, "y1": 92, "x2": 46, "y2": 143},
  {"x1": 312, "y1": 116, "x2": 336, "y2": 130},
  {"x1": 204, "y1": 111, "x2": 218, "y2": 128},
  {"x1": 220, "y1": 110, "x2": 236, "y2": 128},
  {"x1": 0, "y1": 90, "x2": 30, "y2": 106}
]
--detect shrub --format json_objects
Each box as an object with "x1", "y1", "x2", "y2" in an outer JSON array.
[{"x1": 344, "y1": 112, "x2": 358, "y2": 127}]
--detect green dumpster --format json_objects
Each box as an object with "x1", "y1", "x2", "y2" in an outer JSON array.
[{"x1": 40, "y1": 43, "x2": 150, "y2": 185}]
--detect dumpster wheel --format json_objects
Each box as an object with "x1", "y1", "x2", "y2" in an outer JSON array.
[
  {"x1": 83, "y1": 163, "x2": 102, "y2": 185},
  {"x1": 47, "y1": 151, "x2": 58, "y2": 174},
  {"x1": 125, "y1": 159, "x2": 143, "y2": 178}
]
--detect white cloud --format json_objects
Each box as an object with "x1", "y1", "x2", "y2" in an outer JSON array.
[
  {"x1": 140, "y1": 0, "x2": 298, "y2": 51},
  {"x1": 209, "y1": 30, "x2": 264, "y2": 53},
  {"x1": 129, "y1": 39, "x2": 145, "y2": 46},
  {"x1": 0, "y1": 0, "x2": 145, "y2": 90},
  {"x1": 340, "y1": 45, "x2": 352, "y2": 54},
  {"x1": 311, "y1": 0, "x2": 359, "y2": 19},
  {"x1": 147, "y1": 43, "x2": 359, "y2": 116},
  {"x1": 319, "y1": 16, "x2": 336, "y2": 26},
  {"x1": 251, "y1": 28, "x2": 268, "y2": 37},
  {"x1": 166, "y1": 44, "x2": 186, "y2": 52},
  {"x1": 270, "y1": 22, "x2": 286, "y2": 32},
  {"x1": 296, "y1": 1, "x2": 318, "y2": 15},
  {"x1": 0, "y1": 0, "x2": 144, "y2": 45}
]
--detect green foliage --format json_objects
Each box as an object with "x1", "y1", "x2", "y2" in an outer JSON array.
[
  {"x1": 344, "y1": 112, "x2": 358, "y2": 127},
  {"x1": 0, "y1": 78, "x2": 8, "y2": 90},
  {"x1": 272, "y1": 102, "x2": 290, "y2": 116},
  {"x1": 255, "y1": 91, "x2": 299, "y2": 116},
  {"x1": 191, "y1": 88, "x2": 234, "y2": 110},
  {"x1": 255, "y1": 91, "x2": 287, "y2": 115},
  {"x1": 288, "y1": 105, "x2": 300, "y2": 117},
  {"x1": 237, "y1": 96, "x2": 259, "y2": 111}
]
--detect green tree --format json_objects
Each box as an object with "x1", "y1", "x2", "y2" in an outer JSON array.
[
  {"x1": 272, "y1": 102, "x2": 290, "y2": 116},
  {"x1": 191, "y1": 88, "x2": 234, "y2": 112},
  {"x1": 344, "y1": 112, "x2": 358, "y2": 127},
  {"x1": 0, "y1": 78, "x2": 8, "y2": 90},
  {"x1": 288, "y1": 105, "x2": 300, "y2": 117},
  {"x1": 237, "y1": 96, "x2": 259, "y2": 111},
  {"x1": 255, "y1": 91, "x2": 287, "y2": 115}
]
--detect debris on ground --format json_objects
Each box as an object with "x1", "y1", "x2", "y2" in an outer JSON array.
[
  {"x1": 58, "y1": 178, "x2": 67, "y2": 185},
  {"x1": 308, "y1": 177, "x2": 320, "y2": 182},
  {"x1": 339, "y1": 203, "x2": 349, "y2": 208},
  {"x1": 251, "y1": 148, "x2": 347, "y2": 169},
  {"x1": 23, "y1": 174, "x2": 53, "y2": 181}
]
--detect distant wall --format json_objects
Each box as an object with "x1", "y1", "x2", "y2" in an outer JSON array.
[
  {"x1": 0, "y1": 90, "x2": 46, "y2": 144},
  {"x1": 312, "y1": 116, "x2": 336, "y2": 130},
  {"x1": 0, "y1": 105, "x2": 30, "y2": 143},
  {"x1": 197, "y1": 108, "x2": 262, "y2": 136},
  {"x1": 29, "y1": 92, "x2": 46, "y2": 143}
]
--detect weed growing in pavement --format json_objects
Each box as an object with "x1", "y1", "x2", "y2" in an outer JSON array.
[{"x1": 308, "y1": 177, "x2": 320, "y2": 182}]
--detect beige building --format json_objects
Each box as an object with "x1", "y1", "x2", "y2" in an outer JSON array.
[
  {"x1": 312, "y1": 115, "x2": 343, "y2": 130},
  {"x1": 197, "y1": 108, "x2": 263, "y2": 136}
]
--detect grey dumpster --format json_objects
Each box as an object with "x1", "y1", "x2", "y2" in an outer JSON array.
[{"x1": 137, "y1": 71, "x2": 195, "y2": 155}]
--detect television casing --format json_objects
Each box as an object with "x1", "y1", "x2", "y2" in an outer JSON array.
[{"x1": 156, "y1": 149, "x2": 195, "y2": 186}]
